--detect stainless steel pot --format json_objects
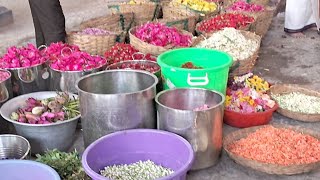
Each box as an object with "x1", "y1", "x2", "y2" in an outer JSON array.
[
  {"x1": 0, "y1": 92, "x2": 80, "y2": 154},
  {"x1": 76, "y1": 70, "x2": 158, "y2": 147},
  {"x1": 0, "y1": 69, "x2": 13, "y2": 106},
  {"x1": 0, "y1": 69, "x2": 15, "y2": 134},
  {"x1": 49, "y1": 65, "x2": 105, "y2": 94},
  {"x1": 156, "y1": 88, "x2": 225, "y2": 170},
  {"x1": 8, "y1": 63, "x2": 50, "y2": 96}
]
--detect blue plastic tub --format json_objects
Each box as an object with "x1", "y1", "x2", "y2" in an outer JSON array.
[{"x1": 0, "y1": 160, "x2": 60, "y2": 180}]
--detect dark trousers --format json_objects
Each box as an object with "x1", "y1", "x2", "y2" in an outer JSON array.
[{"x1": 28, "y1": 0, "x2": 66, "y2": 47}]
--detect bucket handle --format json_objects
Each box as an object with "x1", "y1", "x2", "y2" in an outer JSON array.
[
  {"x1": 132, "y1": 52, "x2": 146, "y2": 60},
  {"x1": 17, "y1": 68, "x2": 35, "y2": 83},
  {"x1": 61, "y1": 47, "x2": 73, "y2": 57},
  {"x1": 38, "y1": 44, "x2": 47, "y2": 52},
  {"x1": 38, "y1": 45, "x2": 48, "y2": 62},
  {"x1": 187, "y1": 73, "x2": 209, "y2": 86}
]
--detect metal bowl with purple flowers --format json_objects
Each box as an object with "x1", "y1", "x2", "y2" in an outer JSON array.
[{"x1": 0, "y1": 91, "x2": 80, "y2": 154}]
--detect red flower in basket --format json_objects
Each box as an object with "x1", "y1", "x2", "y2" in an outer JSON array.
[{"x1": 224, "y1": 73, "x2": 278, "y2": 128}]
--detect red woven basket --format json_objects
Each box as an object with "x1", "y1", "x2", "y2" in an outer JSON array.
[{"x1": 224, "y1": 103, "x2": 279, "y2": 128}]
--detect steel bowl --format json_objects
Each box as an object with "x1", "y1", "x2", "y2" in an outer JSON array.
[
  {"x1": 0, "y1": 134, "x2": 30, "y2": 159},
  {"x1": 0, "y1": 91, "x2": 80, "y2": 154}
]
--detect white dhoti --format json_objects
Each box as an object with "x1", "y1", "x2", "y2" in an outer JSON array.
[{"x1": 285, "y1": 0, "x2": 320, "y2": 32}]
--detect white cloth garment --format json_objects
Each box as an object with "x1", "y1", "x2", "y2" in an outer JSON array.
[{"x1": 285, "y1": 0, "x2": 320, "y2": 32}]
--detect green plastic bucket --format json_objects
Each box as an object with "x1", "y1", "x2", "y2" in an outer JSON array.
[{"x1": 157, "y1": 48, "x2": 233, "y2": 95}]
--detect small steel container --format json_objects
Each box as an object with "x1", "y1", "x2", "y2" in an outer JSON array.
[
  {"x1": 156, "y1": 88, "x2": 225, "y2": 170},
  {"x1": 0, "y1": 134, "x2": 30, "y2": 159}
]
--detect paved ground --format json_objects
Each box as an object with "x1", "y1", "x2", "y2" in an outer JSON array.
[{"x1": 1, "y1": 0, "x2": 320, "y2": 179}]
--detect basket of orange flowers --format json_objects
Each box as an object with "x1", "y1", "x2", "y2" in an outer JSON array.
[{"x1": 224, "y1": 73, "x2": 278, "y2": 128}]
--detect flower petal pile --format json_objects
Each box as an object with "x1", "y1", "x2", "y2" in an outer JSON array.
[
  {"x1": 196, "y1": 28, "x2": 259, "y2": 61},
  {"x1": 43, "y1": 42, "x2": 106, "y2": 71},
  {"x1": 225, "y1": 73, "x2": 275, "y2": 113},
  {"x1": 227, "y1": 1, "x2": 264, "y2": 12},
  {"x1": 0, "y1": 44, "x2": 46, "y2": 69},
  {"x1": 104, "y1": 43, "x2": 156, "y2": 65},
  {"x1": 134, "y1": 22, "x2": 192, "y2": 47}
]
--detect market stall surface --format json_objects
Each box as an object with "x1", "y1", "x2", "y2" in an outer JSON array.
[
  {"x1": 68, "y1": 13, "x2": 320, "y2": 179},
  {"x1": 67, "y1": 11, "x2": 320, "y2": 180},
  {"x1": 1, "y1": 0, "x2": 320, "y2": 179}
]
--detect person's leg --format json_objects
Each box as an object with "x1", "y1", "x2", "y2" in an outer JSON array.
[
  {"x1": 28, "y1": 0, "x2": 45, "y2": 47},
  {"x1": 29, "y1": 0, "x2": 66, "y2": 46},
  {"x1": 310, "y1": 0, "x2": 320, "y2": 33},
  {"x1": 284, "y1": 0, "x2": 312, "y2": 38}
]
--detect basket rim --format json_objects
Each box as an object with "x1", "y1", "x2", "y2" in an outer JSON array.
[
  {"x1": 129, "y1": 26, "x2": 194, "y2": 50},
  {"x1": 67, "y1": 31, "x2": 121, "y2": 37},
  {"x1": 223, "y1": 124, "x2": 320, "y2": 174},
  {"x1": 195, "y1": 12, "x2": 256, "y2": 34},
  {"x1": 268, "y1": 84, "x2": 320, "y2": 121}
]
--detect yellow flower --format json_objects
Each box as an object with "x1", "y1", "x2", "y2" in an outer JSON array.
[
  {"x1": 236, "y1": 90, "x2": 243, "y2": 96},
  {"x1": 246, "y1": 75, "x2": 269, "y2": 92},
  {"x1": 225, "y1": 95, "x2": 232, "y2": 106},
  {"x1": 249, "y1": 99, "x2": 255, "y2": 106},
  {"x1": 261, "y1": 81, "x2": 270, "y2": 91},
  {"x1": 240, "y1": 96, "x2": 250, "y2": 103}
]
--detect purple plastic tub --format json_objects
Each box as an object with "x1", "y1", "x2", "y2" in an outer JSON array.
[
  {"x1": 82, "y1": 129, "x2": 194, "y2": 180},
  {"x1": 0, "y1": 160, "x2": 60, "y2": 180}
]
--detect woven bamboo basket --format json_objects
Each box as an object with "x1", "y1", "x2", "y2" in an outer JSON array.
[
  {"x1": 192, "y1": 30, "x2": 261, "y2": 77},
  {"x1": 225, "y1": 6, "x2": 276, "y2": 37},
  {"x1": 223, "y1": 0, "x2": 270, "y2": 7},
  {"x1": 155, "y1": 15, "x2": 197, "y2": 33},
  {"x1": 79, "y1": 12, "x2": 134, "y2": 42},
  {"x1": 108, "y1": 2, "x2": 159, "y2": 25},
  {"x1": 223, "y1": 124, "x2": 320, "y2": 175},
  {"x1": 149, "y1": 0, "x2": 172, "y2": 6},
  {"x1": 229, "y1": 31, "x2": 261, "y2": 77},
  {"x1": 67, "y1": 32, "x2": 120, "y2": 56},
  {"x1": 269, "y1": 84, "x2": 320, "y2": 122},
  {"x1": 195, "y1": 13, "x2": 256, "y2": 37},
  {"x1": 164, "y1": 1, "x2": 220, "y2": 22},
  {"x1": 80, "y1": 12, "x2": 134, "y2": 32},
  {"x1": 129, "y1": 27, "x2": 194, "y2": 56},
  {"x1": 250, "y1": 0, "x2": 270, "y2": 6}
]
